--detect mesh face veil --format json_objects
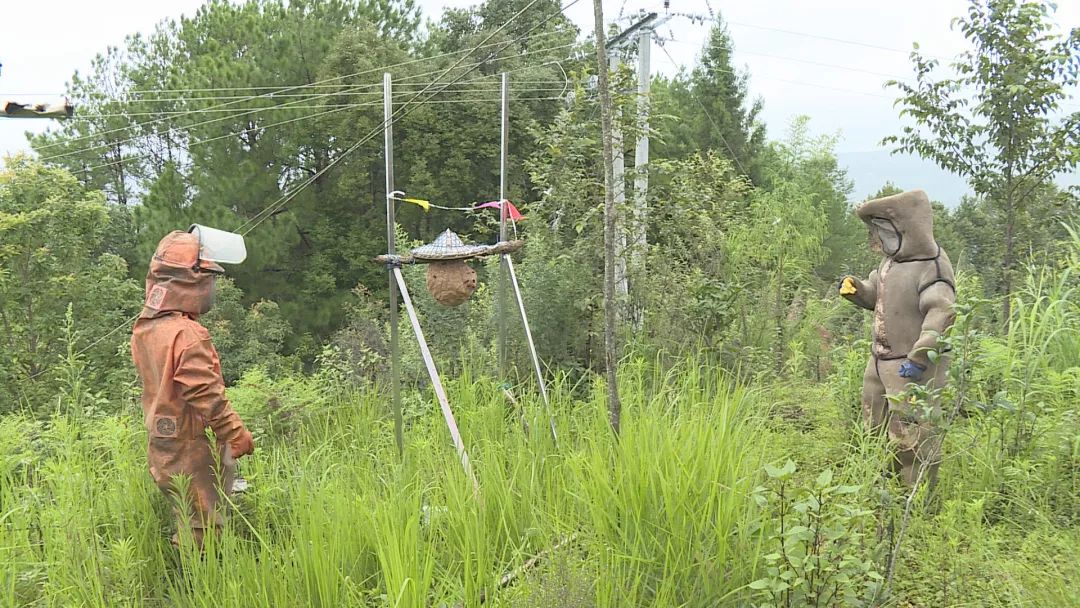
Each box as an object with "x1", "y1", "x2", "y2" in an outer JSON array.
[{"x1": 870, "y1": 218, "x2": 901, "y2": 256}]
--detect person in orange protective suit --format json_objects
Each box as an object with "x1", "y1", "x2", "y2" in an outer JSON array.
[{"x1": 131, "y1": 230, "x2": 254, "y2": 549}]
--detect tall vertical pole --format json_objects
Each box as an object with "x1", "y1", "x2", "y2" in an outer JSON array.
[
  {"x1": 384, "y1": 73, "x2": 404, "y2": 458},
  {"x1": 592, "y1": 0, "x2": 622, "y2": 436},
  {"x1": 612, "y1": 55, "x2": 628, "y2": 304},
  {"x1": 631, "y1": 29, "x2": 651, "y2": 329},
  {"x1": 498, "y1": 72, "x2": 510, "y2": 376}
]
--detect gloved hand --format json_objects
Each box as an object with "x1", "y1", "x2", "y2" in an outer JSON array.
[
  {"x1": 229, "y1": 428, "x2": 255, "y2": 459},
  {"x1": 838, "y1": 276, "x2": 858, "y2": 296},
  {"x1": 898, "y1": 359, "x2": 926, "y2": 380}
]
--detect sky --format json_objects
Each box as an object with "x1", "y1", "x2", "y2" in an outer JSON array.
[{"x1": 1, "y1": 0, "x2": 1078, "y2": 203}]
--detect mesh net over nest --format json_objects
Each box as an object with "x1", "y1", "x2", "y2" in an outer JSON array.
[
  {"x1": 412, "y1": 230, "x2": 483, "y2": 306},
  {"x1": 411, "y1": 229, "x2": 494, "y2": 261}
]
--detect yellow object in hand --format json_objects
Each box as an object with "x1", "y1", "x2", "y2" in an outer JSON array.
[{"x1": 839, "y1": 277, "x2": 858, "y2": 296}]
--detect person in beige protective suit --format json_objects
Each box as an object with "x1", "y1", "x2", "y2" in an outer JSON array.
[
  {"x1": 839, "y1": 189, "x2": 956, "y2": 487},
  {"x1": 132, "y1": 230, "x2": 254, "y2": 549}
]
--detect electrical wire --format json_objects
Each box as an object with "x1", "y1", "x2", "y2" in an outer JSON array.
[
  {"x1": 77, "y1": 95, "x2": 566, "y2": 174},
  {"x1": 68, "y1": 91, "x2": 569, "y2": 119},
  {"x1": 236, "y1": 0, "x2": 580, "y2": 237},
  {"x1": 62, "y1": 81, "x2": 570, "y2": 105},
  {"x1": 15, "y1": 0, "x2": 579, "y2": 389},
  {"x1": 38, "y1": 48, "x2": 575, "y2": 164},
  {"x1": 68, "y1": 59, "x2": 569, "y2": 174},
  {"x1": 656, "y1": 43, "x2": 751, "y2": 177},
  {"x1": 33, "y1": 31, "x2": 576, "y2": 153}
]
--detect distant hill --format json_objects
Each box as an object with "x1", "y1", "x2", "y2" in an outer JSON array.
[
  {"x1": 838, "y1": 149, "x2": 1080, "y2": 208},
  {"x1": 837, "y1": 150, "x2": 971, "y2": 207}
]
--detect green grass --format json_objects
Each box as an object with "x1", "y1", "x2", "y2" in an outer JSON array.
[
  {"x1": 3, "y1": 243, "x2": 1080, "y2": 607},
  {"x1": 0, "y1": 357, "x2": 767, "y2": 607}
]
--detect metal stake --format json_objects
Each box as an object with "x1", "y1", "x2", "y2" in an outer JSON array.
[
  {"x1": 394, "y1": 268, "x2": 479, "y2": 491},
  {"x1": 504, "y1": 255, "x2": 558, "y2": 444}
]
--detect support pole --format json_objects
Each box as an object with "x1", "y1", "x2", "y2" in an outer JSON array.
[
  {"x1": 498, "y1": 72, "x2": 510, "y2": 376},
  {"x1": 504, "y1": 254, "x2": 558, "y2": 444},
  {"x1": 631, "y1": 29, "x2": 651, "y2": 330},
  {"x1": 384, "y1": 73, "x2": 404, "y2": 458},
  {"x1": 394, "y1": 268, "x2": 479, "y2": 492},
  {"x1": 612, "y1": 56, "x2": 628, "y2": 304}
]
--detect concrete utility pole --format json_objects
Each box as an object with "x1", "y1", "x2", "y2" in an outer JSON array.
[
  {"x1": 607, "y1": 13, "x2": 661, "y2": 322},
  {"x1": 613, "y1": 67, "x2": 628, "y2": 302},
  {"x1": 630, "y1": 28, "x2": 651, "y2": 329}
]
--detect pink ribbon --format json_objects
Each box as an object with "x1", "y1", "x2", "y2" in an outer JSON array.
[{"x1": 475, "y1": 200, "x2": 524, "y2": 221}]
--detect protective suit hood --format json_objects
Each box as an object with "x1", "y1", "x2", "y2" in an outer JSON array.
[
  {"x1": 141, "y1": 231, "x2": 222, "y2": 319},
  {"x1": 856, "y1": 189, "x2": 939, "y2": 261}
]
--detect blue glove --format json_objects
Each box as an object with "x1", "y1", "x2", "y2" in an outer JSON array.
[{"x1": 898, "y1": 359, "x2": 926, "y2": 380}]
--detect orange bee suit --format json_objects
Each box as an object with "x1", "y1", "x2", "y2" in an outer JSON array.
[{"x1": 131, "y1": 231, "x2": 251, "y2": 540}]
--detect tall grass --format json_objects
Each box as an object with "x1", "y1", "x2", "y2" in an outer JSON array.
[{"x1": 0, "y1": 356, "x2": 765, "y2": 607}]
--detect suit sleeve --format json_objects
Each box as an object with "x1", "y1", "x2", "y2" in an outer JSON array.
[
  {"x1": 173, "y1": 335, "x2": 246, "y2": 443},
  {"x1": 842, "y1": 269, "x2": 878, "y2": 311},
  {"x1": 907, "y1": 282, "x2": 956, "y2": 367}
]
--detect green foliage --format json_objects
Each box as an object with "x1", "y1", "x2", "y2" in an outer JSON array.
[
  {"x1": 652, "y1": 14, "x2": 766, "y2": 183},
  {"x1": 884, "y1": 0, "x2": 1080, "y2": 302},
  {"x1": 5, "y1": 2, "x2": 1080, "y2": 605},
  {"x1": 0, "y1": 357, "x2": 764, "y2": 607},
  {"x1": 201, "y1": 277, "x2": 299, "y2": 384},
  {"x1": 750, "y1": 462, "x2": 882, "y2": 607},
  {"x1": 0, "y1": 156, "x2": 141, "y2": 412}
]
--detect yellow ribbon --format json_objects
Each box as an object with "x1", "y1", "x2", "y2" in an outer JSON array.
[{"x1": 401, "y1": 197, "x2": 430, "y2": 212}]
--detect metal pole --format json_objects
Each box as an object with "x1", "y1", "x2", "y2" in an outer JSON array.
[
  {"x1": 631, "y1": 29, "x2": 651, "y2": 330},
  {"x1": 394, "y1": 268, "x2": 479, "y2": 492},
  {"x1": 384, "y1": 73, "x2": 404, "y2": 458},
  {"x1": 505, "y1": 254, "x2": 558, "y2": 444},
  {"x1": 498, "y1": 72, "x2": 510, "y2": 376}
]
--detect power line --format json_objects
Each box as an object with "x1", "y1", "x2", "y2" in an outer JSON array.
[
  {"x1": 79, "y1": 104, "x2": 358, "y2": 173},
  {"x1": 63, "y1": 84, "x2": 569, "y2": 106},
  {"x1": 732, "y1": 49, "x2": 908, "y2": 81},
  {"x1": 34, "y1": 65, "x2": 450, "y2": 156},
  {"x1": 653, "y1": 41, "x2": 897, "y2": 101},
  {"x1": 235, "y1": 0, "x2": 580, "y2": 236},
  {"x1": 21, "y1": 311, "x2": 142, "y2": 382},
  {"x1": 76, "y1": 95, "x2": 566, "y2": 173},
  {"x1": 66, "y1": 58, "x2": 570, "y2": 174},
  {"x1": 657, "y1": 42, "x2": 749, "y2": 176},
  {"x1": 725, "y1": 20, "x2": 951, "y2": 61},
  {"x1": 33, "y1": 31, "x2": 577, "y2": 153},
  {"x1": 16, "y1": 0, "x2": 580, "y2": 391},
  {"x1": 67, "y1": 91, "x2": 569, "y2": 119},
  {"x1": 38, "y1": 47, "x2": 574, "y2": 165}
]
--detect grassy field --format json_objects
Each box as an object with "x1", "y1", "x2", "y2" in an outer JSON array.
[
  {"x1": 2, "y1": 235, "x2": 1079, "y2": 608},
  {"x1": 2, "y1": 334, "x2": 1078, "y2": 606}
]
